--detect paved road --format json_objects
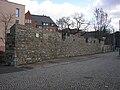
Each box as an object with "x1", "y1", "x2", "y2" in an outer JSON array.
[{"x1": 0, "y1": 52, "x2": 120, "y2": 90}]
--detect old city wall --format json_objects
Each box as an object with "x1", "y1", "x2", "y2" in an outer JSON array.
[{"x1": 6, "y1": 24, "x2": 112, "y2": 66}]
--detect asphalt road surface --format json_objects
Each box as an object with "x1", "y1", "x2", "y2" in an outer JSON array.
[{"x1": 0, "y1": 52, "x2": 120, "y2": 90}]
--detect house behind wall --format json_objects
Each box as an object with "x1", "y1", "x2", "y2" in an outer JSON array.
[{"x1": 25, "y1": 11, "x2": 58, "y2": 31}]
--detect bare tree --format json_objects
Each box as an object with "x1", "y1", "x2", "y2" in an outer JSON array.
[
  {"x1": 56, "y1": 17, "x2": 65, "y2": 30},
  {"x1": 72, "y1": 13, "x2": 90, "y2": 31},
  {"x1": 56, "y1": 16, "x2": 74, "y2": 30},
  {"x1": 56, "y1": 13, "x2": 90, "y2": 31},
  {"x1": 63, "y1": 16, "x2": 74, "y2": 29},
  {"x1": 0, "y1": 12, "x2": 15, "y2": 43},
  {"x1": 92, "y1": 8, "x2": 111, "y2": 32}
]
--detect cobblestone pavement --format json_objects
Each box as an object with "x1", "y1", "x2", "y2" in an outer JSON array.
[{"x1": 0, "y1": 52, "x2": 120, "y2": 90}]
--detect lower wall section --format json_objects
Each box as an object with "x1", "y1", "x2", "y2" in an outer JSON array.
[{"x1": 6, "y1": 24, "x2": 113, "y2": 66}]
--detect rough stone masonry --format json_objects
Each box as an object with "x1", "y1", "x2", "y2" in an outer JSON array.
[{"x1": 6, "y1": 24, "x2": 112, "y2": 66}]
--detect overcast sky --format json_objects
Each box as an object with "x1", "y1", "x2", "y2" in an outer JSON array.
[{"x1": 9, "y1": 0, "x2": 120, "y2": 31}]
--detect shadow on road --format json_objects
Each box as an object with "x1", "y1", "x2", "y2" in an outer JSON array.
[{"x1": 0, "y1": 64, "x2": 26, "y2": 74}]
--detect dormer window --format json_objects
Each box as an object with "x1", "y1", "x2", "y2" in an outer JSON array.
[
  {"x1": 46, "y1": 23, "x2": 48, "y2": 25},
  {"x1": 51, "y1": 24, "x2": 54, "y2": 26},
  {"x1": 43, "y1": 22, "x2": 46, "y2": 25},
  {"x1": 50, "y1": 23, "x2": 54, "y2": 26},
  {"x1": 43, "y1": 22, "x2": 48, "y2": 26}
]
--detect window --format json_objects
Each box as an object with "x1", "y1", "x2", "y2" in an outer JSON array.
[
  {"x1": 43, "y1": 22, "x2": 46, "y2": 25},
  {"x1": 25, "y1": 19, "x2": 27, "y2": 23},
  {"x1": 29, "y1": 20, "x2": 32, "y2": 23},
  {"x1": 46, "y1": 23, "x2": 49, "y2": 25},
  {"x1": 28, "y1": 19, "x2": 30, "y2": 23},
  {"x1": 38, "y1": 26, "x2": 42, "y2": 29},
  {"x1": 50, "y1": 23, "x2": 54, "y2": 26},
  {"x1": 16, "y1": 20, "x2": 19, "y2": 24},
  {"x1": 43, "y1": 22, "x2": 48, "y2": 26},
  {"x1": 25, "y1": 19, "x2": 32, "y2": 23},
  {"x1": 16, "y1": 8, "x2": 19, "y2": 18},
  {"x1": 51, "y1": 24, "x2": 54, "y2": 26}
]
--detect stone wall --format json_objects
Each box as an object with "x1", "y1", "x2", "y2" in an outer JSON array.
[{"x1": 6, "y1": 24, "x2": 112, "y2": 66}]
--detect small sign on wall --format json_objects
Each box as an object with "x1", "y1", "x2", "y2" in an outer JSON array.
[{"x1": 36, "y1": 33, "x2": 39, "y2": 37}]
